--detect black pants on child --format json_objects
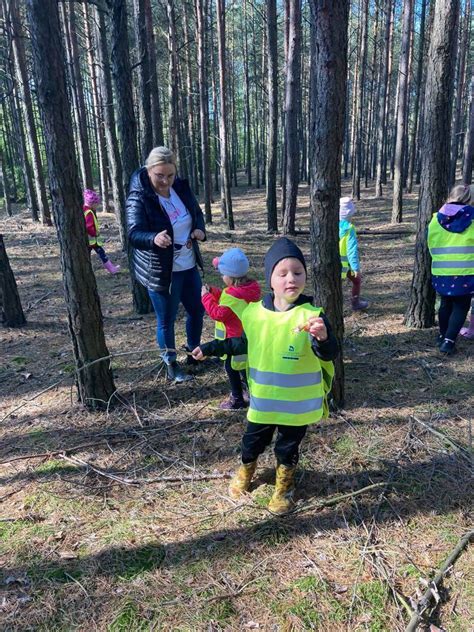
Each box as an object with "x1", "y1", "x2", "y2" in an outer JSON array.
[
  {"x1": 90, "y1": 245, "x2": 109, "y2": 263},
  {"x1": 438, "y1": 294, "x2": 472, "y2": 340},
  {"x1": 241, "y1": 421, "x2": 308, "y2": 467},
  {"x1": 224, "y1": 356, "x2": 247, "y2": 401}
]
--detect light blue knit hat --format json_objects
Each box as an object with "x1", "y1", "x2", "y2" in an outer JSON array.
[{"x1": 213, "y1": 248, "x2": 249, "y2": 277}]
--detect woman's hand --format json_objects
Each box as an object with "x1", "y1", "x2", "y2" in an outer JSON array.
[
  {"x1": 191, "y1": 346, "x2": 205, "y2": 361},
  {"x1": 308, "y1": 317, "x2": 328, "y2": 342},
  {"x1": 191, "y1": 229, "x2": 205, "y2": 241},
  {"x1": 153, "y1": 230, "x2": 172, "y2": 248}
]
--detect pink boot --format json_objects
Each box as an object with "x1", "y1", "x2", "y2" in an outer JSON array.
[
  {"x1": 460, "y1": 312, "x2": 474, "y2": 339},
  {"x1": 103, "y1": 260, "x2": 120, "y2": 274},
  {"x1": 351, "y1": 296, "x2": 369, "y2": 310}
]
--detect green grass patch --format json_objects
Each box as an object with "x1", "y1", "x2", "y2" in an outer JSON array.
[
  {"x1": 105, "y1": 544, "x2": 166, "y2": 580},
  {"x1": 356, "y1": 580, "x2": 390, "y2": 631},
  {"x1": 35, "y1": 459, "x2": 77, "y2": 476},
  {"x1": 108, "y1": 601, "x2": 152, "y2": 632},
  {"x1": 333, "y1": 436, "x2": 357, "y2": 458}
]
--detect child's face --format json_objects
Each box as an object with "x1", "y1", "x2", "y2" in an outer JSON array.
[
  {"x1": 271, "y1": 258, "x2": 306, "y2": 303},
  {"x1": 222, "y1": 275, "x2": 232, "y2": 287}
]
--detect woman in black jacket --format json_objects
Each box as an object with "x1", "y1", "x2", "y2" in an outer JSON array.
[{"x1": 126, "y1": 146, "x2": 206, "y2": 382}]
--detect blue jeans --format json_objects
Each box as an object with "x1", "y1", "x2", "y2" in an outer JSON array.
[{"x1": 148, "y1": 266, "x2": 204, "y2": 363}]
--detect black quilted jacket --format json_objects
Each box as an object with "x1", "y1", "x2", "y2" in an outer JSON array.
[{"x1": 126, "y1": 168, "x2": 206, "y2": 293}]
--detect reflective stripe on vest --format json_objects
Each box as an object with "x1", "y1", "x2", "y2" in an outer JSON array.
[
  {"x1": 428, "y1": 216, "x2": 474, "y2": 276},
  {"x1": 231, "y1": 354, "x2": 248, "y2": 370},
  {"x1": 215, "y1": 321, "x2": 226, "y2": 340},
  {"x1": 241, "y1": 302, "x2": 334, "y2": 426}
]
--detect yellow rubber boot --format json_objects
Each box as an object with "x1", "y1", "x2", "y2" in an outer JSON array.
[
  {"x1": 268, "y1": 464, "x2": 296, "y2": 515},
  {"x1": 228, "y1": 461, "x2": 257, "y2": 499}
]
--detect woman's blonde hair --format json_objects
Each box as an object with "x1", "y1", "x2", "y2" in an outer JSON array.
[
  {"x1": 447, "y1": 184, "x2": 472, "y2": 205},
  {"x1": 145, "y1": 146, "x2": 176, "y2": 170}
]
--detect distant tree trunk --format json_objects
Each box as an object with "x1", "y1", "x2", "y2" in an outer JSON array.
[
  {"x1": 309, "y1": 0, "x2": 349, "y2": 408},
  {"x1": 133, "y1": 0, "x2": 153, "y2": 161},
  {"x1": 107, "y1": 0, "x2": 152, "y2": 314},
  {"x1": 266, "y1": 0, "x2": 278, "y2": 233},
  {"x1": 183, "y1": 3, "x2": 198, "y2": 194},
  {"x1": 375, "y1": 0, "x2": 393, "y2": 197},
  {"x1": 83, "y1": 4, "x2": 109, "y2": 210},
  {"x1": 0, "y1": 234, "x2": 26, "y2": 327},
  {"x1": 407, "y1": 0, "x2": 427, "y2": 193},
  {"x1": 216, "y1": 0, "x2": 234, "y2": 228},
  {"x1": 59, "y1": 1, "x2": 93, "y2": 190},
  {"x1": 391, "y1": 0, "x2": 413, "y2": 223},
  {"x1": 351, "y1": 0, "x2": 368, "y2": 201},
  {"x1": 144, "y1": 0, "x2": 164, "y2": 147},
  {"x1": 166, "y1": 0, "x2": 179, "y2": 157},
  {"x1": 195, "y1": 0, "x2": 212, "y2": 222},
  {"x1": 282, "y1": 0, "x2": 301, "y2": 235},
  {"x1": 93, "y1": 6, "x2": 126, "y2": 247},
  {"x1": 243, "y1": 0, "x2": 252, "y2": 186},
  {"x1": 26, "y1": 0, "x2": 116, "y2": 408},
  {"x1": 449, "y1": 0, "x2": 470, "y2": 188},
  {"x1": 405, "y1": 0, "x2": 459, "y2": 329},
  {"x1": 463, "y1": 74, "x2": 474, "y2": 184},
  {"x1": 9, "y1": 0, "x2": 52, "y2": 226},
  {"x1": 12, "y1": 89, "x2": 39, "y2": 221},
  {"x1": 0, "y1": 150, "x2": 13, "y2": 217}
]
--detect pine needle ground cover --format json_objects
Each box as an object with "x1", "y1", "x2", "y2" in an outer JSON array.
[{"x1": 1, "y1": 181, "x2": 472, "y2": 631}]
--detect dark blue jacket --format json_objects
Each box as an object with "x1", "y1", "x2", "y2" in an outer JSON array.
[{"x1": 126, "y1": 168, "x2": 206, "y2": 292}]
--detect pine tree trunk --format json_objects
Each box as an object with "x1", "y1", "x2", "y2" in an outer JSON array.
[
  {"x1": 391, "y1": 0, "x2": 413, "y2": 223},
  {"x1": 9, "y1": 0, "x2": 51, "y2": 225},
  {"x1": 107, "y1": 0, "x2": 151, "y2": 314},
  {"x1": 407, "y1": 0, "x2": 427, "y2": 193},
  {"x1": 166, "y1": 0, "x2": 179, "y2": 158},
  {"x1": 133, "y1": 0, "x2": 153, "y2": 161},
  {"x1": 59, "y1": 1, "x2": 94, "y2": 190},
  {"x1": 463, "y1": 74, "x2": 474, "y2": 184},
  {"x1": 12, "y1": 89, "x2": 39, "y2": 221},
  {"x1": 144, "y1": 0, "x2": 164, "y2": 147},
  {"x1": 266, "y1": 0, "x2": 278, "y2": 233},
  {"x1": 183, "y1": 3, "x2": 198, "y2": 194},
  {"x1": 26, "y1": 0, "x2": 116, "y2": 408},
  {"x1": 351, "y1": 0, "x2": 368, "y2": 200},
  {"x1": 195, "y1": 0, "x2": 212, "y2": 222},
  {"x1": 282, "y1": 0, "x2": 301, "y2": 235},
  {"x1": 0, "y1": 150, "x2": 13, "y2": 217},
  {"x1": 93, "y1": 6, "x2": 126, "y2": 247},
  {"x1": 405, "y1": 0, "x2": 460, "y2": 329},
  {"x1": 216, "y1": 0, "x2": 234, "y2": 228},
  {"x1": 0, "y1": 234, "x2": 26, "y2": 327},
  {"x1": 309, "y1": 0, "x2": 349, "y2": 408}
]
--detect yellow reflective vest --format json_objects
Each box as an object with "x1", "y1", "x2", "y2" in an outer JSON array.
[
  {"x1": 241, "y1": 301, "x2": 334, "y2": 426},
  {"x1": 427, "y1": 216, "x2": 474, "y2": 277},
  {"x1": 339, "y1": 225, "x2": 356, "y2": 278},
  {"x1": 84, "y1": 209, "x2": 104, "y2": 247},
  {"x1": 214, "y1": 290, "x2": 248, "y2": 370}
]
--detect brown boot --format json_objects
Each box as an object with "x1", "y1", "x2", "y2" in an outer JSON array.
[
  {"x1": 228, "y1": 461, "x2": 257, "y2": 499},
  {"x1": 268, "y1": 464, "x2": 296, "y2": 515}
]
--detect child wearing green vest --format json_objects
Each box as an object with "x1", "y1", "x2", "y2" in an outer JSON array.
[
  {"x1": 339, "y1": 197, "x2": 368, "y2": 310},
  {"x1": 83, "y1": 189, "x2": 120, "y2": 274},
  {"x1": 192, "y1": 238, "x2": 338, "y2": 514}
]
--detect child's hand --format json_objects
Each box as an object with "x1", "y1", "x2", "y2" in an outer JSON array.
[
  {"x1": 191, "y1": 346, "x2": 205, "y2": 361},
  {"x1": 201, "y1": 284, "x2": 210, "y2": 297},
  {"x1": 308, "y1": 317, "x2": 328, "y2": 342}
]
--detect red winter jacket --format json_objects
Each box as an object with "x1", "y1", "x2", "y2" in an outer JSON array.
[
  {"x1": 83, "y1": 205, "x2": 97, "y2": 237},
  {"x1": 202, "y1": 279, "x2": 261, "y2": 338}
]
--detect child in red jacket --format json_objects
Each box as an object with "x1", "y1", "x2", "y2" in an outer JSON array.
[
  {"x1": 202, "y1": 248, "x2": 261, "y2": 409},
  {"x1": 83, "y1": 189, "x2": 120, "y2": 274}
]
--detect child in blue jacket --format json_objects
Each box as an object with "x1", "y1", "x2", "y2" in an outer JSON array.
[{"x1": 339, "y1": 197, "x2": 369, "y2": 310}]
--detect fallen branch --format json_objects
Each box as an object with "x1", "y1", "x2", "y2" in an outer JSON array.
[
  {"x1": 293, "y1": 481, "x2": 390, "y2": 514},
  {"x1": 411, "y1": 416, "x2": 472, "y2": 462},
  {"x1": 405, "y1": 530, "x2": 474, "y2": 631}
]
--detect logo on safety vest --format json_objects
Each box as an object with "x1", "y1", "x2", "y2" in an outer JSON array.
[{"x1": 289, "y1": 345, "x2": 295, "y2": 352}]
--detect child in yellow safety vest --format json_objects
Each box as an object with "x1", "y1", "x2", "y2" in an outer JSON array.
[
  {"x1": 201, "y1": 248, "x2": 261, "y2": 409},
  {"x1": 339, "y1": 197, "x2": 368, "y2": 310},
  {"x1": 427, "y1": 184, "x2": 474, "y2": 355},
  {"x1": 83, "y1": 189, "x2": 120, "y2": 274},
  {"x1": 192, "y1": 238, "x2": 338, "y2": 515}
]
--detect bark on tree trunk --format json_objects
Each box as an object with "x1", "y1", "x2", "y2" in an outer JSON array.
[
  {"x1": 0, "y1": 150, "x2": 12, "y2": 217},
  {"x1": 144, "y1": 0, "x2": 164, "y2": 147},
  {"x1": 282, "y1": 0, "x2": 301, "y2": 235},
  {"x1": 391, "y1": 0, "x2": 413, "y2": 223},
  {"x1": 26, "y1": 0, "x2": 116, "y2": 408},
  {"x1": 405, "y1": 0, "x2": 459, "y2": 329},
  {"x1": 463, "y1": 74, "x2": 474, "y2": 184},
  {"x1": 216, "y1": 0, "x2": 234, "y2": 228},
  {"x1": 351, "y1": 0, "x2": 368, "y2": 201},
  {"x1": 309, "y1": 0, "x2": 349, "y2": 408},
  {"x1": 0, "y1": 234, "x2": 26, "y2": 327},
  {"x1": 166, "y1": 0, "x2": 179, "y2": 158},
  {"x1": 133, "y1": 0, "x2": 153, "y2": 161},
  {"x1": 266, "y1": 0, "x2": 278, "y2": 233}
]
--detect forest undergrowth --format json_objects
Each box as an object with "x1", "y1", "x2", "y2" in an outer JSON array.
[{"x1": 0, "y1": 180, "x2": 473, "y2": 631}]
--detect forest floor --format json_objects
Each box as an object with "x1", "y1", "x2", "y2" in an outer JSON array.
[{"x1": 0, "y1": 179, "x2": 473, "y2": 632}]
